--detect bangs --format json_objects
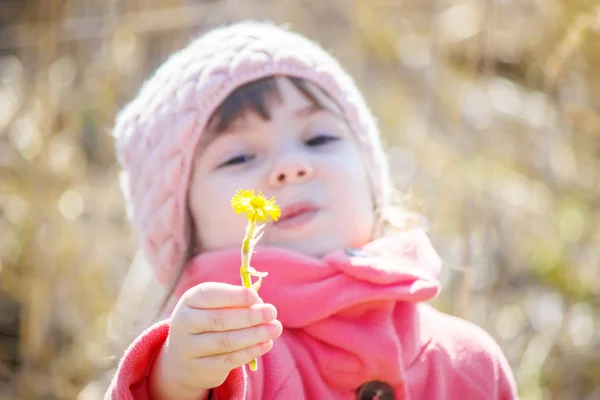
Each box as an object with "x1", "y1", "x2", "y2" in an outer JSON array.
[{"x1": 208, "y1": 76, "x2": 340, "y2": 133}]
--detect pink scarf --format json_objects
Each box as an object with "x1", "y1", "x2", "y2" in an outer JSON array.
[{"x1": 172, "y1": 229, "x2": 441, "y2": 394}]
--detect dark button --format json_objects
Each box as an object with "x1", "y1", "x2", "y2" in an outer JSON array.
[{"x1": 357, "y1": 380, "x2": 395, "y2": 400}]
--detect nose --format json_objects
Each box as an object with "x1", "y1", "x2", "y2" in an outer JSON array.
[{"x1": 268, "y1": 153, "x2": 313, "y2": 187}]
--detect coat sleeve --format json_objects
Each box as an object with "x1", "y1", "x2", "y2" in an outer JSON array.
[
  {"x1": 416, "y1": 305, "x2": 519, "y2": 399},
  {"x1": 104, "y1": 320, "x2": 249, "y2": 399},
  {"x1": 455, "y1": 319, "x2": 520, "y2": 399}
]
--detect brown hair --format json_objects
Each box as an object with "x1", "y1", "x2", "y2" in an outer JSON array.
[{"x1": 207, "y1": 75, "x2": 340, "y2": 133}]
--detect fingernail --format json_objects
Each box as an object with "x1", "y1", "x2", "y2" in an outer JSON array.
[
  {"x1": 262, "y1": 305, "x2": 276, "y2": 321},
  {"x1": 267, "y1": 321, "x2": 282, "y2": 336},
  {"x1": 246, "y1": 289, "x2": 259, "y2": 303},
  {"x1": 259, "y1": 340, "x2": 273, "y2": 353}
]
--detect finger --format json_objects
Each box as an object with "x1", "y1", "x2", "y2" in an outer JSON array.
[
  {"x1": 198, "y1": 340, "x2": 274, "y2": 371},
  {"x1": 181, "y1": 303, "x2": 277, "y2": 333},
  {"x1": 182, "y1": 282, "x2": 259, "y2": 309},
  {"x1": 189, "y1": 320, "x2": 282, "y2": 357}
]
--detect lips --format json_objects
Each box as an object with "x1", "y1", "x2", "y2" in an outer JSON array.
[{"x1": 275, "y1": 201, "x2": 320, "y2": 229}]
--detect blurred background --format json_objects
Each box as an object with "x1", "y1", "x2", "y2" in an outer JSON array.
[{"x1": 0, "y1": 0, "x2": 599, "y2": 399}]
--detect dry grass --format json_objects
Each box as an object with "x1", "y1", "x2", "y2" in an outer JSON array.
[{"x1": 1, "y1": 1, "x2": 599, "y2": 399}]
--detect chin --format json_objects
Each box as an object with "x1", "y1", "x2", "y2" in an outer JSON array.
[
  {"x1": 265, "y1": 226, "x2": 372, "y2": 258},
  {"x1": 294, "y1": 236, "x2": 348, "y2": 258}
]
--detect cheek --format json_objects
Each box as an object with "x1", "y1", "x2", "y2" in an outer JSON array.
[
  {"x1": 188, "y1": 175, "x2": 246, "y2": 251},
  {"x1": 322, "y1": 152, "x2": 375, "y2": 241},
  {"x1": 328, "y1": 148, "x2": 374, "y2": 203}
]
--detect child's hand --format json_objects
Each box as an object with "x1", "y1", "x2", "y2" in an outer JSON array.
[{"x1": 148, "y1": 282, "x2": 282, "y2": 400}]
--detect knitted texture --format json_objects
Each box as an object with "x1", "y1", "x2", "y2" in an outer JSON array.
[{"x1": 112, "y1": 21, "x2": 391, "y2": 285}]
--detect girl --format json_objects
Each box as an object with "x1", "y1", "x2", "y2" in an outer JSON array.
[{"x1": 107, "y1": 21, "x2": 518, "y2": 400}]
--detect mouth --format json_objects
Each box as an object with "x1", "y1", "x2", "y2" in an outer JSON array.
[{"x1": 274, "y1": 201, "x2": 320, "y2": 229}]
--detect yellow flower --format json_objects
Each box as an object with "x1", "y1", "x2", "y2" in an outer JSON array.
[
  {"x1": 231, "y1": 189, "x2": 280, "y2": 372},
  {"x1": 231, "y1": 189, "x2": 281, "y2": 223}
]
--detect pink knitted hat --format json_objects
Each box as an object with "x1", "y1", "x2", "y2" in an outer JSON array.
[{"x1": 113, "y1": 21, "x2": 391, "y2": 285}]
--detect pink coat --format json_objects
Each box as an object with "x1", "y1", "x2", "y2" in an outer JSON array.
[{"x1": 105, "y1": 230, "x2": 518, "y2": 399}]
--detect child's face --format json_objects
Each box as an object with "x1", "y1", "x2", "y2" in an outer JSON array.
[{"x1": 189, "y1": 77, "x2": 375, "y2": 257}]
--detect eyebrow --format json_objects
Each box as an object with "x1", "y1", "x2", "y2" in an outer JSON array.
[
  {"x1": 294, "y1": 102, "x2": 346, "y2": 121},
  {"x1": 294, "y1": 103, "x2": 323, "y2": 118}
]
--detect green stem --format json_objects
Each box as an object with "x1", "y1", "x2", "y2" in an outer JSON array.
[
  {"x1": 241, "y1": 219, "x2": 256, "y2": 282},
  {"x1": 240, "y1": 218, "x2": 258, "y2": 371}
]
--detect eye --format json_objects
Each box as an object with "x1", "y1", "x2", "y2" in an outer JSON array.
[
  {"x1": 305, "y1": 134, "x2": 340, "y2": 147},
  {"x1": 218, "y1": 154, "x2": 254, "y2": 168}
]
